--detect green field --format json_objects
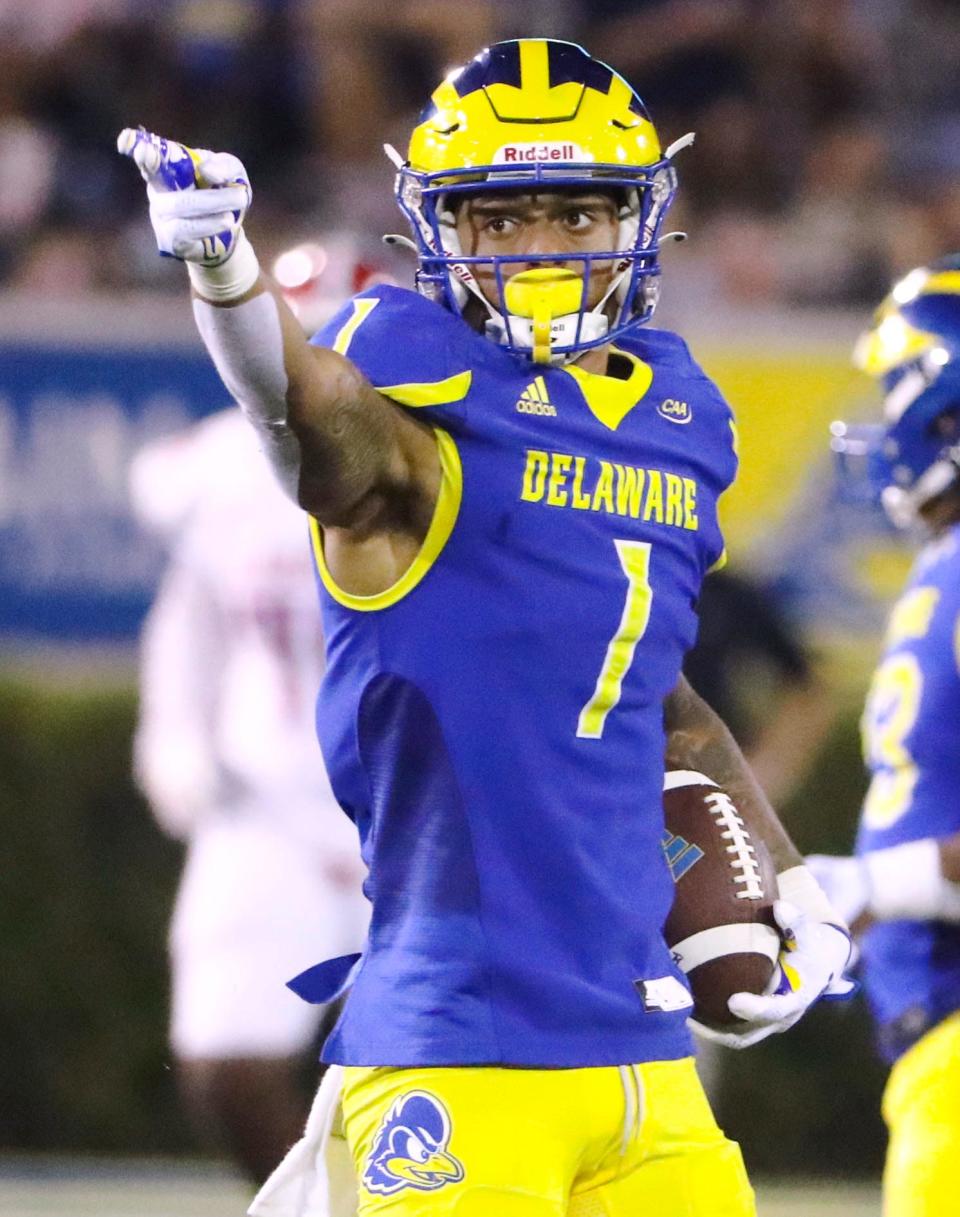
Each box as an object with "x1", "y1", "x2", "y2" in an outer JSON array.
[{"x1": 0, "y1": 1157, "x2": 880, "y2": 1217}]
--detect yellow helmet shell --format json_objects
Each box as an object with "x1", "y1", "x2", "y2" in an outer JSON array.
[
  {"x1": 407, "y1": 39, "x2": 662, "y2": 179},
  {"x1": 855, "y1": 268, "x2": 960, "y2": 378}
]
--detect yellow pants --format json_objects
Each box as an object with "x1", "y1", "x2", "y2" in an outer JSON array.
[
  {"x1": 882, "y1": 1011, "x2": 960, "y2": 1217},
  {"x1": 341, "y1": 1057, "x2": 755, "y2": 1215}
]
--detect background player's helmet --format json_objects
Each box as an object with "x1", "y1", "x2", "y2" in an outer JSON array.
[
  {"x1": 391, "y1": 39, "x2": 687, "y2": 364},
  {"x1": 830, "y1": 255, "x2": 960, "y2": 529}
]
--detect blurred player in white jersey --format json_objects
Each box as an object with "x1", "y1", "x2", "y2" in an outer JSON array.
[{"x1": 130, "y1": 246, "x2": 379, "y2": 1181}]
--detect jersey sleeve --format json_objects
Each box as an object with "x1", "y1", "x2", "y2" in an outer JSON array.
[
  {"x1": 684, "y1": 342, "x2": 739, "y2": 570},
  {"x1": 133, "y1": 555, "x2": 224, "y2": 838},
  {"x1": 311, "y1": 286, "x2": 475, "y2": 408}
]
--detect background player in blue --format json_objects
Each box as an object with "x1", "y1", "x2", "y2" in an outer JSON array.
[
  {"x1": 119, "y1": 40, "x2": 851, "y2": 1216},
  {"x1": 810, "y1": 258, "x2": 960, "y2": 1217}
]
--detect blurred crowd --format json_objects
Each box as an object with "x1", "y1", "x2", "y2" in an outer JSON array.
[{"x1": 1, "y1": 0, "x2": 959, "y2": 307}]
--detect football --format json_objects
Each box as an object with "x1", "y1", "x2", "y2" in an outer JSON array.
[{"x1": 662, "y1": 770, "x2": 780, "y2": 1027}]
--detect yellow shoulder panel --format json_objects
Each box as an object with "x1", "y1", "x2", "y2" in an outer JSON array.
[
  {"x1": 332, "y1": 298, "x2": 380, "y2": 356},
  {"x1": 309, "y1": 428, "x2": 462, "y2": 612},
  {"x1": 923, "y1": 270, "x2": 960, "y2": 297},
  {"x1": 329, "y1": 298, "x2": 472, "y2": 407},
  {"x1": 376, "y1": 371, "x2": 472, "y2": 408}
]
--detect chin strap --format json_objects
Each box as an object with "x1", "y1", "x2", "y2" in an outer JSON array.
[
  {"x1": 485, "y1": 311, "x2": 609, "y2": 366},
  {"x1": 481, "y1": 267, "x2": 607, "y2": 364}
]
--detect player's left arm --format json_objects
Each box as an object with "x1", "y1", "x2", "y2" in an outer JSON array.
[
  {"x1": 807, "y1": 834, "x2": 960, "y2": 930},
  {"x1": 664, "y1": 672, "x2": 803, "y2": 873},
  {"x1": 807, "y1": 605, "x2": 960, "y2": 928},
  {"x1": 664, "y1": 673, "x2": 854, "y2": 1048}
]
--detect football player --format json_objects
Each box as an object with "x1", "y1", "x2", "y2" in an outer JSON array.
[
  {"x1": 132, "y1": 408, "x2": 369, "y2": 1184},
  {"x1": 120, "y1": 39, "x2": 851, "y2": 1216},
  {"x1": 809, "y1": 257, "x2": 960, "y2": 1217}
]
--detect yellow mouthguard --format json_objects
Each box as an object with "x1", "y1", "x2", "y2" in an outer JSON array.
[{"x1": 504, "y1": 269, "x2": 585, "y2": 364}]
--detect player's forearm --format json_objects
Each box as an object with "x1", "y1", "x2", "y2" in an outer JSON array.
[
  {"x1": 663, "y1": 675, "x2": 803, "y2": 874},
  {"x1": 807, "y1": 836, "x2": 960, "y2": 929},
  {"x1": 189, "y1": 250, "x2": 301, "y2": 499},
  {"x1": 745, "y1": 677, "x2": 835, "y2": 806},
  {"x1": 190, "y1": 257, "x2": 398, "y2": 522},
  {"x1": 865, "y1": 838, "x2": 960, "y2": 920}
]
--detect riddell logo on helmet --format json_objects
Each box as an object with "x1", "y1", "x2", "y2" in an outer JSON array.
[{"x1": 494, "y1": 142, "x2": 591, "y2": 165}]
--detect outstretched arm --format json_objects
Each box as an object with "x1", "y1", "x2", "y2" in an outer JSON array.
[{"x1": 117, "y1": 128, "x2": 437, "y2": 534}]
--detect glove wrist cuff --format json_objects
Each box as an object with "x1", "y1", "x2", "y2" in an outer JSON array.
[
  {"x1": 187, "y1": 231, "x2": 260, "y2": 302},
  {"x1": 777, "y1": 864, "x2": 847, "y2": 929}
]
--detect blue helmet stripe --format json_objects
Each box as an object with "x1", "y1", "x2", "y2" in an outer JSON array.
[
  {"x1": 452, "y1": 40, "x2": 522, "y2": 99},
  {"x1": 546, "y1": 40, "x2": 611, "y2": 92}
]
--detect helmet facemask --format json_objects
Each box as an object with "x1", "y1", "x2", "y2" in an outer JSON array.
[
  {"x1": 394, "y1": 158, "x2": 680, "y2": 365},
  {"x1": 832, "y1": 356, "x2": 960, "y2": 530}
]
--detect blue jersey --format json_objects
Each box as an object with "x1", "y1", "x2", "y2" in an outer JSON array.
[
  {"x1": 857, "y1": 522, "x2": 960, "y2": 1061},
  {"x1": 297, "y1": 287, "x2": 736, "y2": 1067}
]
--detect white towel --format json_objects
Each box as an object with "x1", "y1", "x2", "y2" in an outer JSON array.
[{"x1": 248, "y1": 1065, "x2": 358, "y2": 1217}]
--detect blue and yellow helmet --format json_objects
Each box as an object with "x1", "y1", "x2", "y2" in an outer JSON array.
[
  {"x1": 390, "y1": 39, "x2": 689, "y2": 364},
  {"x1": 831, "y1": 256, "x2": 960, "y2": 528}
]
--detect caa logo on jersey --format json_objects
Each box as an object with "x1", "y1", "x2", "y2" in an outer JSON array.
[
  {"x1": 657, "y1": 398, "x2": 692, "y2": 424},
  {"x1": 362, "y1": 1091, "x2": 465, "y2": 1196}
]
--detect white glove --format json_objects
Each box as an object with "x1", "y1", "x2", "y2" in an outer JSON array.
[
  {"x1": 692, "y1": 898, "x2": 855, "y2": 1049},
  {"x1": 117, "y1": 126, "x2": 251, "y2": 266},
  {"x1": 805, "y1": 853, "x2": 870, "y2": 926}
]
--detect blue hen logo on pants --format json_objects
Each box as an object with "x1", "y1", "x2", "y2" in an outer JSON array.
[{"x1": 362, "y1": 1090, "x2": 465, "y2": 1195}]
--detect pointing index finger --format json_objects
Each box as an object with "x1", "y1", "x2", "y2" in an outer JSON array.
[
  {"x1": 117, "y1": 128, "x2": 201, "y2": 191},
  {"x1": 117, "y1": 127, "x2": 161, "y2": 176}
]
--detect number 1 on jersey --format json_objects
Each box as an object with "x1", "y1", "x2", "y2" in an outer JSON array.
[{"x1": 577, "y1": 540, "x2": 653, "y2": 739}]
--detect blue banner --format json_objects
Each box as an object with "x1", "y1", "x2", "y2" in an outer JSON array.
[{"x1": 0, "y1": 345, "x2": 231, "y2": 643}]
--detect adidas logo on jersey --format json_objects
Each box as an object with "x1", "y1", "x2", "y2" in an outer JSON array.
[{"x1": 516, "y1": 377, "x2": 557, "y2": 417}]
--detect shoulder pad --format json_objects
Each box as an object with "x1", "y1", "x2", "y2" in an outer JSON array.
[
  {"x1": 311, "y1": 286, "x2": 475, "y2": 400},
  {"x1": 621, "y1": 325, "x2": 704, "y2": 374}
]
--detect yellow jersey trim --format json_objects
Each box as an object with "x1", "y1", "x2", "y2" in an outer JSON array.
[
  {"x1": 562, "y1": 347, "x2": 654, "y2": 431},
  {"x1": 922, "y1": 270, "x2": 960, "y2": 297},
  {"x1": 375, "y1": 371, "x2": 472, "y2": 408},
  {"x1": 309, "y1": 428, "x2": 462, "y2": 612},
  {"x1": 330, "y1": 298, "x2": 471, "y2": 406},
  {"x1": 332, "y1": 298, "x2": 380, "y2": 355},
  {"x1": 708, "y1": 547, "x2": 728, "y2": 573}
]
